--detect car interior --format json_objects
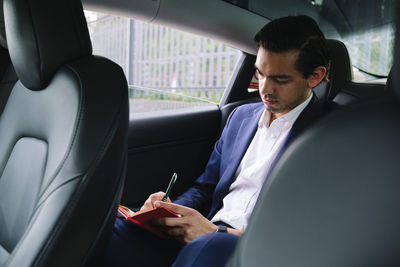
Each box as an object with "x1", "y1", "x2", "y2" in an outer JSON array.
[{"x1": 0, "y1": 0, "x2": 398, "y2": 266}]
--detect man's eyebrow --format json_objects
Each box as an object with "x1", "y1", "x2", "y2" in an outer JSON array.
[
  {"x1": 254, "y1": 66, "x2": 292, "y2": 79},
  {"x1": 267, "y1": 75, "x2": 292, "y2": 79}
]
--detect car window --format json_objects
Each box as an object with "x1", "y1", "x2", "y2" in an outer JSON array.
[
  {"x1": 224, "y1": 0, "x2": 395, "y2": 80},
  {"x1": 85, "y1": 11, "x2": 242, "y2": 113},
  {"x1": 340, "y1": 23, "x2": 394, "y2": 80}
]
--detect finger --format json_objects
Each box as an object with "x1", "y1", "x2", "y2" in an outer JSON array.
[
  {"x1": 149, "y1": 192, "x2": 166, "y2": 203},
  {"x1": 167, "y1": 226, "x2": 184, "y2": 237},
  {"x1": 151, "y1": 192, "x2": 172, "y2": 203},
  {"x1": 140, "y1": 192, "x2": 165, "y2": 210},
  {"x1": 157, "y1": 216, "x2": 186, "y2": 227},
  {"x1": 154, "y1": 201, "x2": 192, "y2": 216},
  {"x1": 166, "y1": 227, "x2": 186, "y2": 244},
  {"x1": 140, "y1": 199, "x2": 153, "y2": 211},
  {"x1": 167, "y1": 226, "x2": 191, "y2": 244}
]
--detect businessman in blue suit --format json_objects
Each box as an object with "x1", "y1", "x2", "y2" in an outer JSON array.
[{"x1": 101, "y1": 15, "x2": 333, "y2": 267}]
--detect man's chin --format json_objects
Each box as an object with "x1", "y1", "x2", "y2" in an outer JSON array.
[{"x1": 265, "y1": 105, "x2": 282, "y2": 114}]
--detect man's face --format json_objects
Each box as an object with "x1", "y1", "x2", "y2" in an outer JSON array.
[{"x1": 255, "y1": 47, "x2": 312, "y2": 120}]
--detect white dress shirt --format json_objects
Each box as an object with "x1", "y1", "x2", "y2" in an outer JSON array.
[{"x1": 211, "y1": 94, "x2": 313, "y2": 230}]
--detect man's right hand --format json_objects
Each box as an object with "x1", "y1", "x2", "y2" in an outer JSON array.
[{"x1": 140, "y1": 191, "x2": 171, "y2": 210}]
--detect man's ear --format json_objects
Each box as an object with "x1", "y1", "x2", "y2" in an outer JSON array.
[{"x1": 307, "y1": 66, "x2": 327, "y2": 88}]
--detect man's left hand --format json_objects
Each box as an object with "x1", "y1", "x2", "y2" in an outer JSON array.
[{"x1": 153, "y1": 201, "x2": 217, "y2": 244}]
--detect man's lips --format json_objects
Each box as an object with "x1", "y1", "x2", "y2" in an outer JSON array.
[{"x1": 263, "y1": 99, "x2": 278, "y2": 105}]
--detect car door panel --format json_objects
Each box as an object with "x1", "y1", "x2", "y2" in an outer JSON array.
[{"x1": 122, "y1": 106, "x2": 220, "y2": 208}]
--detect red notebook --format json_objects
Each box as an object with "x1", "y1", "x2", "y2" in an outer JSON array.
[{"x1": 118, "y1": 205, "x2": 180, "y2": 238}]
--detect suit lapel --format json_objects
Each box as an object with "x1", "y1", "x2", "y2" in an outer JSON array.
[
  {"x1": 285, "y1": 94, "x2": 323, "y2": 146},
  {"x1": 262, "y1": 94, "x2": 323, "y2": 188},
  {"x1": 227, "y1": 114, "x2": 260, "y2": 173},
  {"x1": 207, "y1": 105, "x2": 264, "y2": 218},
  {"x1": 208, "y1": 95, "x2": 325, "y2": 219}
]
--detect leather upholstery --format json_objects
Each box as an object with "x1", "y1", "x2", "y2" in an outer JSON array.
[
  {"x1": 0, "y1": 3, "x2": 18, "y2": 117},
  {"x1": 0, "y1": 0, "x2": 6, "y2": 49},
  {"x1": 333, "y1": 81, "x2": 386, "y2": 105},
  {"x1": 326, "y1": 39, "x2": 353, "y2": 98},
  {"x1": 385, "y1": 69, "x2": 393, "y2": 91},
  {"x1": 313, "y1": 39, "x2": 386, "y2": 105},
  {"x1": 0, "y1": 0, "x2": 128, "y2": 266},
  {"x1": 228, "y1": 98, "x2": 400, "y2": 266},
  {"x1": 0, "y1": 48, "x2": 17, "y2": 116},
  {"x1": 4, "y1": 0, "x2": 92, "y2": 90},
  {"x1": 313, "y1": 39, "x2": 353, "y2": 101}
]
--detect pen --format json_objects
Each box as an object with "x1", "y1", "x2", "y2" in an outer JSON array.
[{"x1": 162, "y1": 172, "x2": 178, "y2": 201}]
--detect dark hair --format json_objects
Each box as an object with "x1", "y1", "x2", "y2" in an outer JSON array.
[{"x1": 254, "y1": 15, "x2": 330, "y2": 81}]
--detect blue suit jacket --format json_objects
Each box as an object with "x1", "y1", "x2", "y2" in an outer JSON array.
[{"x1": 175, "y1": 94, "x2": 333, "y2": 220}]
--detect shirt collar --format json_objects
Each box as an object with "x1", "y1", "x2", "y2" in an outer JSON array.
[{"x1": 258, "y1": 92, "x2": 313, "y2": 128}]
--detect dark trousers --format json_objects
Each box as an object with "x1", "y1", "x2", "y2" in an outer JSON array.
[
  {"x1": 173, "y1": 232, "x2": 239, "y2": 267},
  {"x1": 100, "y1": 218, "x2": 239, "y2": 267}
]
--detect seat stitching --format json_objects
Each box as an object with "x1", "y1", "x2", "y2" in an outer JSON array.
[{"x1": 35, "y1": 65, "x2": 85, "y2": 204}]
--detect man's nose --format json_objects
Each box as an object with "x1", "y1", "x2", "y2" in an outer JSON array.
[{"x1": 260, "y1": 78, "x2": 273, "y2": 95}]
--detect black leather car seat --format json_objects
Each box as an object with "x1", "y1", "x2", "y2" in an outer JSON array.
[
  {"x1": 315, "y1": 39, "x2": 387, "y2": 105},
  {"x1": 385, "y1": 68, "x2": 393, "y2": 91},
  {"x1": 228, "y1": 89, "x2": 400, "y2": 267},
  {"x1": 325, "y1": 40, "x2": 386, "y2": 105},
  {"x1": 313, "y1": 39, "x2": 353, "y2": 101},
  {"x1": 0, "y1": 0, "x2": 128, "y2": 266}
]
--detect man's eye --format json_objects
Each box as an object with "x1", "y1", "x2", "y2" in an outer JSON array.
[
  {"x1": 275, "y1": 79, "x2": 289, "y2": 84},
  {"x1": 256, "y1": 70, "x2": 264, "y2": 79}
]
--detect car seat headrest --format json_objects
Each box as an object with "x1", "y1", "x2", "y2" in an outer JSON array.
[
  {"x1": 313, "y1": 39, "x2": 353, "y2": 101},
  {"x1": 4, "y1": 0, "x2": 92, "y2": 90},
  {"x1": 326, "y1": 39, "x2": 353, "y2": 100},
  {"x1": 390, "y1": 12, "x2": 400, "y2": 100},
  {"x1": 385, "y1": 69, "x2": 393, "y2": 92}
]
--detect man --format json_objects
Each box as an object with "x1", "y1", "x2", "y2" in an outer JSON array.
[{"x1": 101, "y1": 15, "x2": 332, "y2": 267}]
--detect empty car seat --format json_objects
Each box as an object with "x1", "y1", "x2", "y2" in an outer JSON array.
[{"x1": 0, "y1": 0, "x2": 128, "y2": 266}]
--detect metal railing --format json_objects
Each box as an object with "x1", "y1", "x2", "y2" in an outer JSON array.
[
  {"x1": 86, "y1": 12, "x2": 240, "y2": 102},
  {"x1": 128, "y1": 86, "x2": 224, "y2": 104}
]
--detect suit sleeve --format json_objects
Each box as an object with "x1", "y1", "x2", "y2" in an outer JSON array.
[{"x1": 173, "y1": 107, "x2": 238, "y2": 216}]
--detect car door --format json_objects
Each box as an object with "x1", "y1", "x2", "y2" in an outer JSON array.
[
  {"x1": 84, "y1": 10, "x2": 259, "y2": 208},
  {"x1": 122, "y1": 55, "x2": 258, "y2": 208},
  {"x1": 121, "y1": 53, "x2": 259, "y2": 208},
  {"x1": 124, "y1": 105, "x2": 220, "y2": 207}
]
